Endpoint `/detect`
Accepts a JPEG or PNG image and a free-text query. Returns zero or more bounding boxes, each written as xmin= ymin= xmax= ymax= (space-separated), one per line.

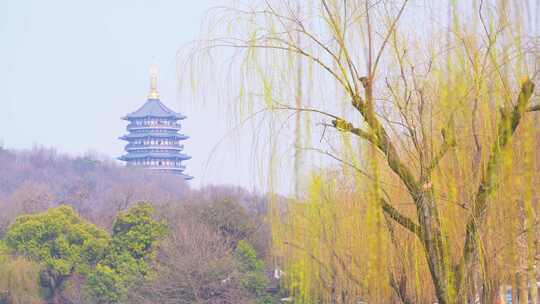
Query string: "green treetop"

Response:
xmin=88 ymin=202 xmax=166 ymax=303
xmin=4 ymin=205 xmax=109 ymax=304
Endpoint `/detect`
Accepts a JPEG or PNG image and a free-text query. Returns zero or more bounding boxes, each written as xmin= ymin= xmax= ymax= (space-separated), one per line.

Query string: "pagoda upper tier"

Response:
xmin=119 ymin=66 xmax=192 ymax=179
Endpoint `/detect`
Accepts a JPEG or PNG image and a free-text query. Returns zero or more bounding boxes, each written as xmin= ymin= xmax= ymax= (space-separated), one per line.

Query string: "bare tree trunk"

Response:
xmin=423 ymin=229 xmax=450 ymax=304
xmin=518 ymin=271 xmax=528 ymax=304
xmin=529 ymin=217 xmax=539 ymax=304
xmin=41 ymin=270 xmax=68 ymax=304
xmin=512 ymin=276 xmax=518 ymax=304
xmin=49 ymin=292 xmax=63 ymax=304
xmin=529 ymin=269 xmax=538 ymax=304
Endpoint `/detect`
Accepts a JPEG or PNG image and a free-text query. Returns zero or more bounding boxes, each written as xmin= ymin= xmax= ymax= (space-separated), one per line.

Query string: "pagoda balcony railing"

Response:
xmin=125 ymin=144 xmax=184 ymax=150
xmin=147 ymin=166 xmax=186 ymax=171
xmin=127 ymin=123 xmax=181 ymax=130
xmin=127 ymin=163 xmax=186 ymax=170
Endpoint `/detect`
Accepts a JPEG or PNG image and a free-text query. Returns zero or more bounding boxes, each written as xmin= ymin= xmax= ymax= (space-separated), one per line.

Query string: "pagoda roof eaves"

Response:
xmin=122 ymin=99 xmax=187 ymax=120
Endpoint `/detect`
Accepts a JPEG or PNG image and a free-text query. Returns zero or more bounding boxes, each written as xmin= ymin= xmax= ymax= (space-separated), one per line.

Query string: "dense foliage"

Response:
xmin=5 ymin=205 xmax=109 ymax=303
xmin=129 ymin=201 xmax=277 ymax=304
xmin=235 ymin=240 xmax=273 ymax=303
xmin=88 ymin=203 xmax=166 ymax=303
xmin=0 ymin=148 xmax=275 ymax=304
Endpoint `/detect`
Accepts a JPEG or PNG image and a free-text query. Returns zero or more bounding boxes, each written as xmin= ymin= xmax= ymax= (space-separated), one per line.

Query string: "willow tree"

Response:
xmin=192 ymin=0 xmax=540 ymax=303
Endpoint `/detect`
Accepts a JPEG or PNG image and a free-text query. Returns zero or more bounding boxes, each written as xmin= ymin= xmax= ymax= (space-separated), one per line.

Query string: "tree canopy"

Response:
xmin=3 ymin=203 xmax=167 ymax=304
xmin=5 ymin=205 xmax=109 ymax=303
xmin=87 ymin=202 xmax=166 ymax=304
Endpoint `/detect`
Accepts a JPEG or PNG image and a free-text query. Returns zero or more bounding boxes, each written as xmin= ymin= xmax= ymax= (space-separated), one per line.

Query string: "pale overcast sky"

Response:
xmin=0 ymin=0 xmax=270 ymax=191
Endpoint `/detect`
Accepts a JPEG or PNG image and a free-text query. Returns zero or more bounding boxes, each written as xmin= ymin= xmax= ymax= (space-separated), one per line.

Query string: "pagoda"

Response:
xmin=119 ymin=66 xmax=192 ymax=179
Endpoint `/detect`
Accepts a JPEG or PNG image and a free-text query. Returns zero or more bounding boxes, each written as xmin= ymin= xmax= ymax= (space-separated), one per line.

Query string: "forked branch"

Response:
xmin=457 ymin=79 xmax=535 ymax=291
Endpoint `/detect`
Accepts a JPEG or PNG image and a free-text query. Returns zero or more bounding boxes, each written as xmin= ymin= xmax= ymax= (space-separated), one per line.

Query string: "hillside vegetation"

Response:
xmin=0 ymin=147 xmax=278 ymax=304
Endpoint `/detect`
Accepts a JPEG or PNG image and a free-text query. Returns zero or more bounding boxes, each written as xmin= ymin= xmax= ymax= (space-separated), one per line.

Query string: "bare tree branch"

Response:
xmin=381 ymin=198 xmax=421 ymax=238
xmin=457 ymin=79 xmax=535 ymax=290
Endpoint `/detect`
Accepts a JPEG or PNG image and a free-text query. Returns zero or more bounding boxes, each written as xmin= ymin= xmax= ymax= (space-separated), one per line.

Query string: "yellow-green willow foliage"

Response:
xmin=192 ymin=0 xmax=540 ymax=303
xmin=276 ymin=170 xmax=438 ymax=303
xmin=0 ymin=243 xmax=42 ymax=304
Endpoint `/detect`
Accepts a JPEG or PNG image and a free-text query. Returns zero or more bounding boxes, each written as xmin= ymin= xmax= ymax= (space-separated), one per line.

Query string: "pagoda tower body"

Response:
xmin=119 ymin=66 xmax=192 ymax=179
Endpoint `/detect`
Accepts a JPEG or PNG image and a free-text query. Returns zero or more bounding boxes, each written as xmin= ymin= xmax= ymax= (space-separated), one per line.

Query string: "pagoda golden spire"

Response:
xmin=147 ymin=64 xmax=160 ymax=99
